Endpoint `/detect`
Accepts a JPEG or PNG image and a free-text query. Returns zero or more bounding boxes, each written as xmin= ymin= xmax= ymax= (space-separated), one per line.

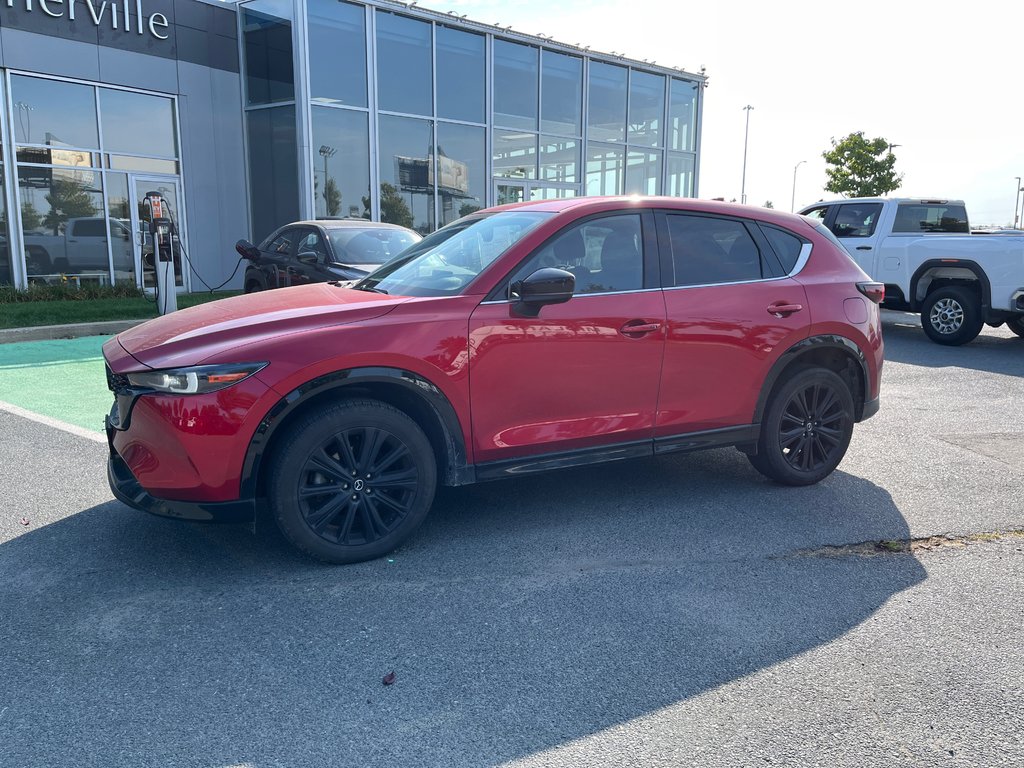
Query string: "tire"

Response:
xmin=920 ymin=285 xmax=983 ymax=346
xmin=244 ymin=280 xmax=263 ymax=293
xmin=1006 ymin=316 xmax=1024 ymax=339
xmin=748 ymin=367 xmax=855 ymax=486
xmin=267 ymin=399 xmax=437 ymax=564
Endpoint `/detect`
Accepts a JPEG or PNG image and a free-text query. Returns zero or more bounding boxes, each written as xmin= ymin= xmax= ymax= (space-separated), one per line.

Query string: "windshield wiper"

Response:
xmin=355 ymin=284 xmax=389 ymax=294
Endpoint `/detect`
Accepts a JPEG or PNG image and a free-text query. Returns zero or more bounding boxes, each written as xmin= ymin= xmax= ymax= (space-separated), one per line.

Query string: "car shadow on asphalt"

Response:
xmin=1 ymin=450 xmax=925 ymax=767
xmin=881 ymin=310 xmax=1024 ymax=376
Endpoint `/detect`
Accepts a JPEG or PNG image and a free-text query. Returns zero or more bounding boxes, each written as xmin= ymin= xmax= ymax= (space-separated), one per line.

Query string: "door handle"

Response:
xmin=855 ymin=246 xmax=872 ymax=251
xmin=767 ymin=302 xmax=803 ymax=318
xmin=619 ymin=320 xmax=661 ymax=337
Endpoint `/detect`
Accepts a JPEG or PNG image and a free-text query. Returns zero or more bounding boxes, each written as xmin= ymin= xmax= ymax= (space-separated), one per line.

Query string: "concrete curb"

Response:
xmin=0 ymin=319 xmax=149 ymax=344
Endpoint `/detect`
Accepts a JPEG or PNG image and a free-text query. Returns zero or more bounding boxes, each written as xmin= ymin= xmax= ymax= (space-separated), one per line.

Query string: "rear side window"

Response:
xmin=831 ymin=203 xmax=882 ymax=238
xmin=760 ymin=224 xmax=804 ymax=273
xmin=665 ymin=214 xmax=763 ymax=287
xmin=893 ymin=203 xmax=969 ymax=233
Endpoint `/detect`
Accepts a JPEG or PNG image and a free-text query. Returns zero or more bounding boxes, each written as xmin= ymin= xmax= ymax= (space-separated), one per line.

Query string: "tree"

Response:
xmin=323 ymin=177 xmax=342 ymax=217
xmin=822 ymin=132 xmax=903 ymax=198
xmin=43 ymin=177 xmax=97 ymax=235
xmin=376 ymin=182 xmax=414 ymax=229
xmin=763 ymin=200 xmax=774 ymax=209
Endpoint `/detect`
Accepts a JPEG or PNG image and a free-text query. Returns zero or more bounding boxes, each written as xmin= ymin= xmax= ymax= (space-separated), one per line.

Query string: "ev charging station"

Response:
xmin=143 ymin=191 xmax=178 ymax=315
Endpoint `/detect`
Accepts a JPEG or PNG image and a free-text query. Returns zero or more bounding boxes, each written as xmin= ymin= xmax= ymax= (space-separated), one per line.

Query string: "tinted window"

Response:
xmin=494 ymin=40 xmax=538 ymax=130
xmin=541 ymin=51 xmax=582 ymax=136
xmin=761 ymin=224 xmax=804 ymax=273
xmin=12 ymin=76 xmax=99 ymax=149
xmin=587 ymin=62 xmax=627 ymax=143
xmin=295 ymin=229 xmax=328 ymax=261
xmin=376 ymin=12 xmax=432 ymax=116
xmin=436 ymin=26 xmax=484 ymax=123
xmin=832 ymin=203 xmax=882 ymax=238
xmin=242 ymin=3 xmax=294 ymax=105
xmin=666 ymin=215 xmax=763 ymax=287
xmin=436 ymin=122 xmax=485 ymax=226
xmin=246 ymin=106 xmax=299 ymax=242
xmin=328 ymin=228 xmax=418 ymax=265
xmin=309 ymin=0 xmax=367 ymax=107
xmin=311 ymin=106 xmax=370 ymax=219
xmin=377 ymin=115 xmax=434 ymax=233
xmin=628 ymin=71 xmax=665 ymax=147
xmin=71 ymin=219 xmax=107 ymax=238
xmin=893 ymin=203 xmax=969 ymax=233
xmin=514 ymin=214 xmax=644 ymax=295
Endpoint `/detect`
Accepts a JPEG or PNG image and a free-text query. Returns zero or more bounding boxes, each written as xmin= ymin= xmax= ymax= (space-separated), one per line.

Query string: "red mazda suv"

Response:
xmin=103 ymin=197 xmax=883 ymax=563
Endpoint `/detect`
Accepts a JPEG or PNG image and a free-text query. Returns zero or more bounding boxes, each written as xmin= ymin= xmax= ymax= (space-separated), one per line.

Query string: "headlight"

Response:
xmin=126 ymin=363 xmax=268 ymax=395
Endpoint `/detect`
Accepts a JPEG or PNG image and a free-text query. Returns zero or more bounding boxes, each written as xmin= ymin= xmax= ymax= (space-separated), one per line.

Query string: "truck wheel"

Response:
xmin=921 ymin=286 xmax=983 ymax=346
xmin=1006 ymin=316 xmax=1024 ymax=339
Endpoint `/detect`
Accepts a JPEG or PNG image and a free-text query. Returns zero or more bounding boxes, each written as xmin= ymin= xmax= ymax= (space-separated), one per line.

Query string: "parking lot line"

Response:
xmin=0 ymin=400 xmax=106 ymax=443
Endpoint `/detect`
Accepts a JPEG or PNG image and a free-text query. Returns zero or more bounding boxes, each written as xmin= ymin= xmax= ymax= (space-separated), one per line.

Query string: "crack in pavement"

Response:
xmin=786 ymin=529 xmax=1024 ymax=558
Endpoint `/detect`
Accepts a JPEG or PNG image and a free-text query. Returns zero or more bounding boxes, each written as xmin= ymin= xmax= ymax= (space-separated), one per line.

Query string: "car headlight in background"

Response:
xmin=126 ymin=363 xmax=268 ymax=395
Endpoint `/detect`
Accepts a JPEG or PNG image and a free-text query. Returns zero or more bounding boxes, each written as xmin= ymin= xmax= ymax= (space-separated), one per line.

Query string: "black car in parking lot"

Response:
xmin=239 ymin=219 xmax=420 ymax=293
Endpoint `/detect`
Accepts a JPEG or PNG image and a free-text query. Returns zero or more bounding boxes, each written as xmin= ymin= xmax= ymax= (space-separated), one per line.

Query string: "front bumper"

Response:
xmin=106 ymin=417 xmax=255 ymax=523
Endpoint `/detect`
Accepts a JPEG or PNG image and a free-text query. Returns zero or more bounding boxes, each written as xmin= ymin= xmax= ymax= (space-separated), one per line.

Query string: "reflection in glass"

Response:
xmin=311 ymin=107 xmax=371 ymax=219
xmin=586 ymin=143 xmax=624 ymax=196
xmin=376 ymin=12 xmax=432 ymax=116
xmin=309 ymin=0 xmax=367 ymax=107
xmin=530 ymin=187 xmax=577 ymax=201
xmin=100 ymin=89 xmax=178 ymax=157
xmin=19 ymin=167 xmax=108 ymax=280
xmin=0 ymin=164 xmax=10 ymax=286
xmin=667 ymin=152 xmax=695 ymax=197
xmin=493 ymin=131 xmax=538 ymax=180
xmin=378 ymin=115 xmax=434 ymax=234
xmin=16 ymin=147 xmax=97 ymax=168
xmin=436 ymin=26 xmax=485 ymax=123
xmin=494 ymin=40 xmax=538 ymax=130
xmin=495 ymin=184 xmax=526 ymax=206
xmin=246 ymin=106 xmax=300 ymax=242
xmin=105 ymin=173 xmax=137 ymax=285
xmin=106 ymin=156 xmax=179 ymax=174
xmin=541 ymin=51 xmax=582 ymax=136
xmin=540 ymin=137 xmax=579 ymax=183
xmin=587 ymin=62 xmax=627 ymax=143
xmin=242 ymin=5 xmax=295 ymax=105
xmin=628 ymin=71 xmax=665 ymax=147
xmin=11 ymin=76 xmax=99 ymax=149
xmin=625 ymin=149 xmax=662 ymax=195
xmin=436 ymin=123 xmax=485 ymax=226
xmin=669 ymin=79 xmax=698 ymax=152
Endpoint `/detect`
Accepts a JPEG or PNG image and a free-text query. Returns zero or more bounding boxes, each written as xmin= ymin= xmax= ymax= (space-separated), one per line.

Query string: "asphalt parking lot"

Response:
xmin=1 ymin=311 xmax=1022 ymax=767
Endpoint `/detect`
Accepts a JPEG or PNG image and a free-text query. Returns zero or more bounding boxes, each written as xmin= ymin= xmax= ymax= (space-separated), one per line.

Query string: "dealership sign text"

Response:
xmin=6 ymin=0 xmax=170 ymax=40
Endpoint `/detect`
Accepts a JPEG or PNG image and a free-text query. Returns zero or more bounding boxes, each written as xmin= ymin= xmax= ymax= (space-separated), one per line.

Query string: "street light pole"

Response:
xmin=1015 ymin=177 xmax=1021 ymax=229
xmin=740 ymin=105 xmax=753 ymax=205
xmin=791 ymin=160 xmax=806 ymax=212
xmin=318 ymin=145 xmax=337 ymax=214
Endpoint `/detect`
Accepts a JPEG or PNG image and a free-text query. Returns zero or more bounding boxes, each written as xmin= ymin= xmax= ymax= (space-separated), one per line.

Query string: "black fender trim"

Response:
xmin=754 ymin=335 xmax=871 ymax=424
xmin=909 ymin=259 xmax=991 ymax=312
xmin=239 ymin=367 xmax=473 ymax=499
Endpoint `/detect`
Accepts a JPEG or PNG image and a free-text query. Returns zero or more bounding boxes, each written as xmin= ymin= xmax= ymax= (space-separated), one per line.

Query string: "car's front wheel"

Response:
xmin=267 ymin=399 xmax=437 ymax=564
xmin=748 ymin=367 xmax=855 ymax=486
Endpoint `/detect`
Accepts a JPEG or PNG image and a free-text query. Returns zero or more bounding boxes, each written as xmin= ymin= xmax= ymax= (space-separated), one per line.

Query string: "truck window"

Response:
xmin=71 ymin=219 xmax=108 ymax=237
xmin=831 ymin=203 xmax=882 ymax=238
xmin=892 ymin=204 xmax=969 ymax=233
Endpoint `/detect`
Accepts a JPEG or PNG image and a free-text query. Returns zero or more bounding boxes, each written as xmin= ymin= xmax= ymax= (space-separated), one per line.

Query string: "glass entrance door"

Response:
xmin=129 ymin=176 xmax=184 ymax=291
xmin=494 ymin=179 xmax=578 ymax=206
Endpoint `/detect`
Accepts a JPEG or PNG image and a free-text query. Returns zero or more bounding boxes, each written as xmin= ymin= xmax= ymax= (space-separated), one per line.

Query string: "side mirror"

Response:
xmin=235 ymin=239 xmax=261 ymax=261
xmin=296 ymin=251 xmax=319 ymax=265
xmin=510 ymin=267 xmax=575 ymax=317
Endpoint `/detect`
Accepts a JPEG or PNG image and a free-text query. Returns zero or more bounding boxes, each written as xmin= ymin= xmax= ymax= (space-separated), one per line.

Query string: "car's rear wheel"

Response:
xmin=1006 ymin=316 xmax=1024 ymax=338
xmin=244 ymin=280 xmax=263 ymax=293
xmin=748 ymin=367 xmax=854 ymax=486
xmin=921 ymin=285 xmax=983 ymax=345
xmin=267 ymin=399 xmax=437 ymax=564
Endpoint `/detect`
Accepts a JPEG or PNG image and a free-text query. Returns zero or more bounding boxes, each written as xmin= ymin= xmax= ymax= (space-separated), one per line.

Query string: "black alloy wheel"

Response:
xmin=748 ymin=367 xmax=854 ymax=486
xmin=269 ymin=399 xmax=436 ymax=563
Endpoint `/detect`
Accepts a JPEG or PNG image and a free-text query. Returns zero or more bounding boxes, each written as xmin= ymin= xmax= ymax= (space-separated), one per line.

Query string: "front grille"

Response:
xmin=105 ymin=364 xmax=130 ymax=394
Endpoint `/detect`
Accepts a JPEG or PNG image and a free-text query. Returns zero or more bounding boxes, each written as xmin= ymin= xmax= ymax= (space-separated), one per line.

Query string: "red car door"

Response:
xmin=654 ymin=211 xmax=810 ymax=438
xmin=468 ymin=211 xmax=667 ymax=466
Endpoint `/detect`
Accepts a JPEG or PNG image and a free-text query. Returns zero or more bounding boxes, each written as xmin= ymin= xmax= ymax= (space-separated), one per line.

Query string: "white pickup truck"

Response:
xmin=799 ymin=198 xmax=1024 ymax=345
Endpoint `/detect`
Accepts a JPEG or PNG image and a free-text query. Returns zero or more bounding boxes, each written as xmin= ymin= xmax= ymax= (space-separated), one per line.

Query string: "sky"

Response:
xmin=419 ymin=0 xmax=1024 ymax=225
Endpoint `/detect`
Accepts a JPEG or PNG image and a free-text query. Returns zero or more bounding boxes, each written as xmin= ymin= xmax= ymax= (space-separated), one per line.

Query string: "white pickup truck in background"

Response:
xmin=799 ymin=198 xmax=1024 ymax=345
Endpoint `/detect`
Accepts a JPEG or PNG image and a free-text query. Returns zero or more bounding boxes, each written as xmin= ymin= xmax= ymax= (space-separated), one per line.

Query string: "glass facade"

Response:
xmin=238 ymin=0 xmax=702 ymax=241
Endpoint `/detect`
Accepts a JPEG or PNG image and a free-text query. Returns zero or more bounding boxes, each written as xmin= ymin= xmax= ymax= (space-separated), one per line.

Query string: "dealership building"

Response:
xmin=0 ymin=0 xmax=704 ymax=292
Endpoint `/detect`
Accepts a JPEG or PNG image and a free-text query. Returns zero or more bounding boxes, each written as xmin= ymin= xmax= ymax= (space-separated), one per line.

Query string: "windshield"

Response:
xmin=328 ymin=227 xmax=419 ymax=265
xmin=355 ymin=211 xmax=553 ymax=297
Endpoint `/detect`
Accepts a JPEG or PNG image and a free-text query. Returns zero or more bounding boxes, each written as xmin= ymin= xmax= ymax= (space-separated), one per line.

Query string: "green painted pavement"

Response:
xmin=0 ymin=336 xmax=113 ymax=433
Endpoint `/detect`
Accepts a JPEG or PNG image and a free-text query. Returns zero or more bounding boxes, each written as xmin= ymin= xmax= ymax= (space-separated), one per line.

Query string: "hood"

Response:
xmin=116 ymin=283 xmax=406 ymax=370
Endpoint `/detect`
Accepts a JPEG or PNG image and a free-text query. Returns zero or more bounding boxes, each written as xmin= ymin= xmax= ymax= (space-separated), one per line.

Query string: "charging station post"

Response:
xmin=144 ymin=191 xmax=178 ymax=315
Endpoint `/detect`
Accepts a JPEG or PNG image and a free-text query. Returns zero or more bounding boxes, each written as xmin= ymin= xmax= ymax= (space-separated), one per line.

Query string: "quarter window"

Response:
xmin=666 ymin=215 xmax=763 ymax=287
xmin=760 ymin=224 xmax=805 ymax=274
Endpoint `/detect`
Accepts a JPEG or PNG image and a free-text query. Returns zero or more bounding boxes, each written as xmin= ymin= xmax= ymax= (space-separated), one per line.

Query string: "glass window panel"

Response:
xmin=16 ymin=147 xmax=97 ymax=168
xmin=761 ymin=225 xmax=803 ymax=273
xmin=311 ymin=106 xmax=371 ymax=220
xmin=540 ymin=136 xmax=579 ymax=184
xmin=19 ymin=167 xmax=108 ymax=280
xmin=669 ymin=79 xmax=698 ymax=152
xmin=666 ymin=214 xmax=764 ymax=287
xmin=106 ymin=156 xmax=179 ymax=174
xmin=530 ymin=187 xmax=577 ymax=201
xmin=587 ymin=62 xmax=627 ymax=143
xmin=437 ymin=26 xmax=484 ymax=123
xmin=436 ymin=122 xmax=485 ymax=226
xmin=834 ymin=203 xmax=884 ymax=237
xmin=105 ymin=172 xmax=136 ymax=285
xmin=628 ymin=70 xmax=665 ymax=147
xmin=585 ymin=143 xmax=624 ymax=196
xmin=0 ymin=164 xmax=10 ymax=286
xmin=246 ymin=106 xmax=300 ymax=243
xmin=541 ymin=51 xmax=582 ymax=136
xmin=242 ymin=4 xmax=295 ymax=105
xmin=625 ymin=149 xmax=662 ymax=195
xmin=377 ymin=115 xmax=434 ymax=234
xmin=376 ymin=12 xmax=432 ymax=116
xmin=494 ymin=40 xmax=538 ymax=130
xmin=493 ymin=131 xmax=537 ymax=179
xmin=666 ymin=152 xmax=694 ymax=197
xmin=11 ymin=76 xmax=99 ymax=149
xmin=100 ymin=90 xmax=177 ymax=157
xmin=309 ymin=0 xmax=367 ymax=107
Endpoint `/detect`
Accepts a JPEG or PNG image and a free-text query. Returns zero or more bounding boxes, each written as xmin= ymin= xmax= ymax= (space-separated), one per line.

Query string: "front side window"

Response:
xmin=832 ymin=203 xmax=882 ymax=238
xmin=296 ymin=230 xmax=328 ymax=261
xmin=263 ymin=230 xmax=295 ymax=254
xmin=666 ymin=214 xmax=764 ymax=287
xmin=892 ymin=203 xmax=969 ymax=233
xmin=511 ymin=214 xmax=644 ymax=295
